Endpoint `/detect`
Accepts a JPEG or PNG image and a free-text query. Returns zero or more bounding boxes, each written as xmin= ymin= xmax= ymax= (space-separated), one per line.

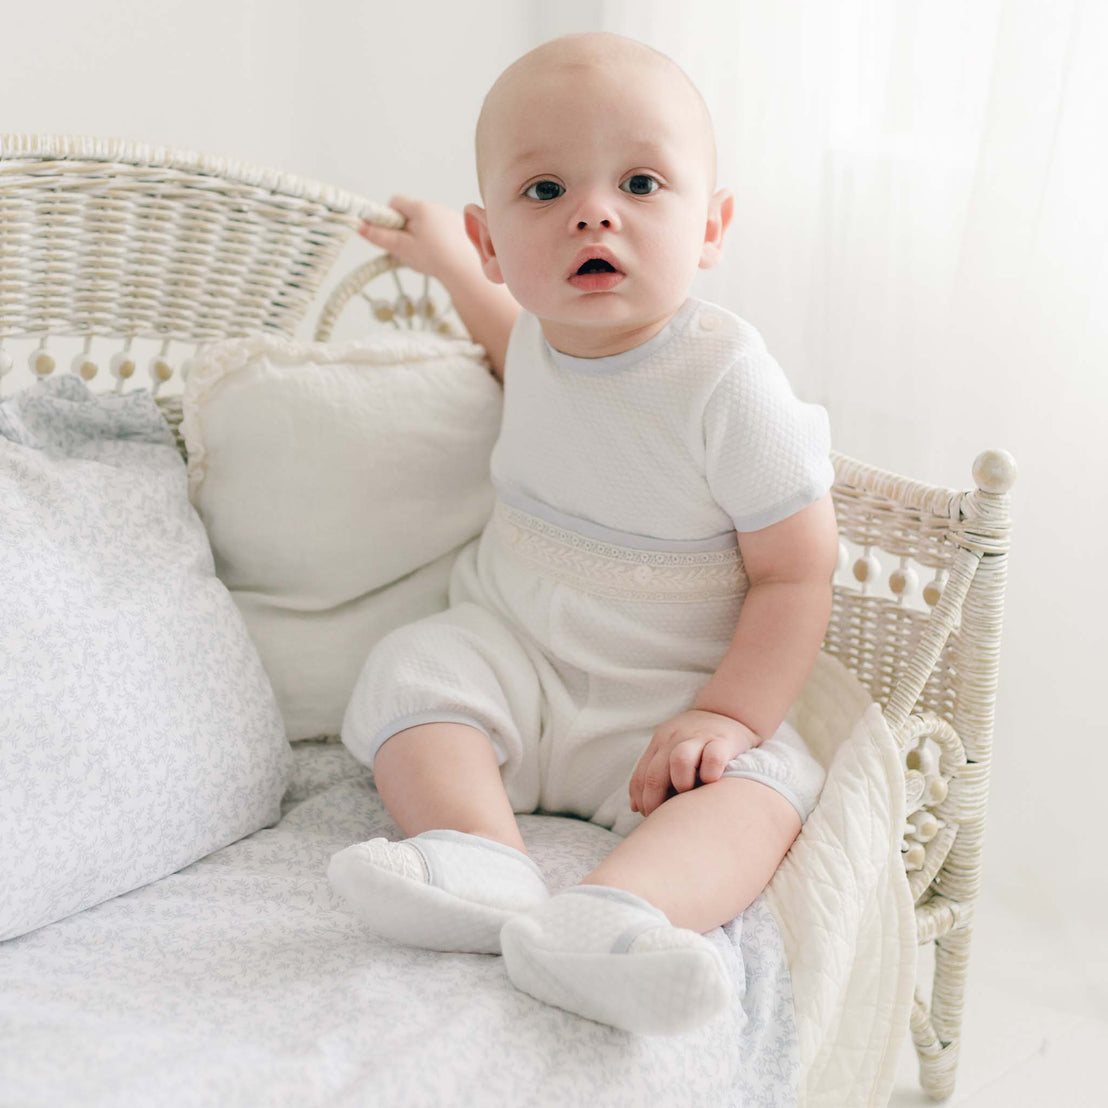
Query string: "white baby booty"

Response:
xmin=499 ymin=884 xmax=732 ymax=1035
xmin=327 ymin=828 xmax=550 ymax=954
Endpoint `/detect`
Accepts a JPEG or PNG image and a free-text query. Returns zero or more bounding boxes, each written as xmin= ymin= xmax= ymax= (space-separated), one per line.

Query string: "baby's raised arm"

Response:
xmin=359 ymin=196 xmax=520 ymax=384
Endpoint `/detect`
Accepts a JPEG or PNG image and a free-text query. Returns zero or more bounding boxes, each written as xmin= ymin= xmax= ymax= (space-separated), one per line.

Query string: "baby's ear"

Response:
xmin=463 ymin=204 xmax=505 ymax=284
xmin=699 ymin=189 xmax=734 ymax=269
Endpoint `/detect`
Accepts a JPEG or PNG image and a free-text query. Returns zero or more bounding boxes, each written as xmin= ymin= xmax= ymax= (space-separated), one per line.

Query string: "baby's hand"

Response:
xmin=629 ymin=710 xmax=758 ymax=818
xmin=358 ymin=195 xmax=477 ymax=284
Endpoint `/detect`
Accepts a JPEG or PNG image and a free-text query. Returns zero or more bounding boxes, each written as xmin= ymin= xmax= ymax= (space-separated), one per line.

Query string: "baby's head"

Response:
xmin=464 ymin=32 xmax=733 ymax=355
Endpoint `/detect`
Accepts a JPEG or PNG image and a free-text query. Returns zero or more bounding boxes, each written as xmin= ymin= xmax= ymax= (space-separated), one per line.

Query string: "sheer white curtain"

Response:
xmin=584 ymin=0 xmax=1107 ymax=970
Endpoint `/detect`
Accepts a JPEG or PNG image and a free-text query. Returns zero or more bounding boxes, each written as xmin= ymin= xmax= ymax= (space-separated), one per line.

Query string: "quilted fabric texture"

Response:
xmin=180 ymin=330 xmax=503 ymax=740
xmin=0 ymin=643 xmax=905 ymax=1104
xmin=500 ymin=884 xmax=731 ymax=1034
xmin=327 ymin=828 xmax=550 ymax=953
xmin=0 ymin=742 xmax=800 ymax=1107
xmin=0 ymin=375 xmax=291 ymax=942
xmin=768 ymin=660 xmax=918 ymax=1107
xmin=490 ymin=297 xmax=834 ymax=540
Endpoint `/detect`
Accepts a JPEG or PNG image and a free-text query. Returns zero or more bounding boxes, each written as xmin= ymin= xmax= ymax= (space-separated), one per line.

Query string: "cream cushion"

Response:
xmin=181 ymin=331 xmax=503 ymax=740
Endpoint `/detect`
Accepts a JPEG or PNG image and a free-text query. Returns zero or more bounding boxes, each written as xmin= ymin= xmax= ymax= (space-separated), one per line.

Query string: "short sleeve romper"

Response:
xmin=341 ymin=296 xmax=836 ymax=838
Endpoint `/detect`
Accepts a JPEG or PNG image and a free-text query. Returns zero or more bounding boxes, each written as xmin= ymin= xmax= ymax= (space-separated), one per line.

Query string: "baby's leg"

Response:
xmin=330 ymin=593 xmax=552 ymax=953
xmin=329 ymin=722 xmax=550 ymax=954
xmin=501 ymin=780 xmax=798 ymax=1033
xmin=500 ymin=729 xmax=824 ymax=1034
xmin=373 ymin=720 xmax=526 ymax=853
xmin=579 ymin=776 xmax=801 ymax=930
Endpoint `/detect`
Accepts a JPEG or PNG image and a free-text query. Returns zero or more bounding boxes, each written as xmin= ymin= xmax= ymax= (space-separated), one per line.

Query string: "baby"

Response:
xmin=329 ymin=32 xmax=840 ymax=1036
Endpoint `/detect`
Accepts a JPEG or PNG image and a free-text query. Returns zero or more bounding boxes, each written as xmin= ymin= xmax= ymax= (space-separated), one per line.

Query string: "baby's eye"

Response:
xmin=621 ymin=174 xmax=662 ymax=196
xmin=524 ymin=180 xmax=565 ymax=201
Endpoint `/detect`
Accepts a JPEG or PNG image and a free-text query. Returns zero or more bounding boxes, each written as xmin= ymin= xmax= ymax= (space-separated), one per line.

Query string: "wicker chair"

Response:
xmin=0 ymin=133 xmax=1016 ymax=1103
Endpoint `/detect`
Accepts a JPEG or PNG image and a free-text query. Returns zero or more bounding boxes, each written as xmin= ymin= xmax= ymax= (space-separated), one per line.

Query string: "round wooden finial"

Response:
xmin=972 ymin=449 xmax=1017 ymax=494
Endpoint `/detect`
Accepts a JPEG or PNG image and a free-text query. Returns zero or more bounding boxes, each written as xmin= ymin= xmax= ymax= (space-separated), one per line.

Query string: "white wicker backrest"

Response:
xmin=0 ymin=134 xmax=1015 ymax=1101
xmin=0 ymin=134 xmax=401 ymax=348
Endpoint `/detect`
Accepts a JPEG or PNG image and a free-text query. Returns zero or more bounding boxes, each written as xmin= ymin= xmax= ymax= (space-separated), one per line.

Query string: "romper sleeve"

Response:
xmin=703 ymin=339 xmax=835 ymax=533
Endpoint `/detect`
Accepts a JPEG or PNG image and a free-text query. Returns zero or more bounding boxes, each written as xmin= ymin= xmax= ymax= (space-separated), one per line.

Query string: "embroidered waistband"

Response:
xmin=488 ymin=498 xmax=748 ymax=603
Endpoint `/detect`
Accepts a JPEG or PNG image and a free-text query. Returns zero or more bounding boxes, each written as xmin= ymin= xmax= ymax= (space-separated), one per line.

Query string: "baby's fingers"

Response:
xmin=385 ymin=193 xmax=418 ymax=216
xmin=698 ymin=738 xmax=739 ymax=784
xmin=668 ymin=739 xmax=703 ymax=794
xmin=639 ymin=747 xmax=676 ymax=817
xmin=358 ymin=221 xmax=402 ymax=250
xmin=628 ymin=749 xmax=652 ymax=813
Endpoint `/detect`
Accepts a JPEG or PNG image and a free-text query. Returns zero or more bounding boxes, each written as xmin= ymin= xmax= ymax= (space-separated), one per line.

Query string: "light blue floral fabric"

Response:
xmin=0 ymin=375 xmax=292 ymax=942
xmin=0 ymin=741 xmax=799 ymax=1106
xmin=0 ymin=376 xmax=799 ymax=1104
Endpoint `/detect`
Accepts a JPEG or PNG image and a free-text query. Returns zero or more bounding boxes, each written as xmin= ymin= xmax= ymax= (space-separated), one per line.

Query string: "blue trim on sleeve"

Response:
xmin=730 ymin=466 xmax=835 ymax=533
xmin=368 ymin=713 xmax=507 ymax=768
xmin=717 ymin=769 xmax=811 ymax=822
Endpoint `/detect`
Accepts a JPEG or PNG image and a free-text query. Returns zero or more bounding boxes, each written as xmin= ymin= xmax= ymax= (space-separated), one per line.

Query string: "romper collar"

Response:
xmin=541 ymin=297 xmax=699 ymax=375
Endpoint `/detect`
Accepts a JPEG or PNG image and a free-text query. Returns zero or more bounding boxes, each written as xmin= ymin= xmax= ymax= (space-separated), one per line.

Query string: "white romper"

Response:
xmin=341 ymin=296 xmax=836 ymax=838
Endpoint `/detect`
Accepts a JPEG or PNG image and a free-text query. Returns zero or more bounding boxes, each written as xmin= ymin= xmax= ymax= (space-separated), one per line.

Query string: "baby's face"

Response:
xmin=465 ymin=58 xmax=731 ymax=353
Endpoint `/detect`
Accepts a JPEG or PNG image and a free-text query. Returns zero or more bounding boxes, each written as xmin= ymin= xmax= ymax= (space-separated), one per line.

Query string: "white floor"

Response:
xmin=887 ymin=885 xmax=1106 ymax=1106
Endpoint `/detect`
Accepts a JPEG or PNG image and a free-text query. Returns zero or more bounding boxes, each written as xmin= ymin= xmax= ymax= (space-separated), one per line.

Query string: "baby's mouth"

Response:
xmin=568 ymin=264 xmax=625 ymax=292
xmin=575 ymin=258 xmax=619 ymax=275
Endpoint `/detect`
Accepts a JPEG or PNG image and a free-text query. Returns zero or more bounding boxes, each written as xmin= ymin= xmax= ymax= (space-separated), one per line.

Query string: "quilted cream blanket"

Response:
xmin=775 ymin=651 xmax=918 ymax=1106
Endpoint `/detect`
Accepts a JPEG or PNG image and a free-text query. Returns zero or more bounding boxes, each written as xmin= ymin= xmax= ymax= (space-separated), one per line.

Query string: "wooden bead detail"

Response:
xmin=902 ymin=841 xmax=925 ymax=870
xmin=148 ymin=340 xmax=173 ymax=386
xmin=110 ymin=352 xmax=136 ymax=379
xmin=368 ymin=292 xmax=448 ymax=329
xmin=32 ymin=350 xmax=56 ymax=376
xmin=889 ymin=559 xmax=918 ymax=598
xmin=69 ymin=337 xmax=98 ymax=381
xmin=925 ymin=776 xmax=949 ymax=805
xmin=923 ymin=573 xmax=945 ymax=607
xmin=908 ymin=810 xmax=940 ymax=843
xmin=898 ymin=711 xmax=962 ymax=888
xmin=906 ymin=745 xmax=937 ymax=775
xmin=853 ymin=548 xmax=881 ymax=584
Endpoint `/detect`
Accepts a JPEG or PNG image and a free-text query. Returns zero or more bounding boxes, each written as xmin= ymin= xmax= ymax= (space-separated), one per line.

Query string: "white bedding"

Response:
xmin=0 ymin=652 xmax=915 ymax=1108
xmin=0 ymin=743 xmax=798 ymax=1107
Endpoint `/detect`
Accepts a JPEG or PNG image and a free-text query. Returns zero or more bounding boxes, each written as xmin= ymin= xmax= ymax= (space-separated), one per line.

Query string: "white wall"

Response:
xmin=4 ymin=0 xmax=534 ymax=214
xmin=3 ymin=0 xmax=538 ymax=347
xmin=4 ymin=0 xmax=1103 ymax=992
xmin=587 ymin=2 xmax=1107 ymax=974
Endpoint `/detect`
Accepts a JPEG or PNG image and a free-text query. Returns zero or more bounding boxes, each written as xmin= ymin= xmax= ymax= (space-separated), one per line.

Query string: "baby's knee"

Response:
xmin=374 ymin=717 xmax=505 ymax=777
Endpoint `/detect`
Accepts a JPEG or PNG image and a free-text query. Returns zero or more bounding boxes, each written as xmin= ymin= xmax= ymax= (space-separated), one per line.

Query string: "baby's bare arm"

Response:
xmin=437 ymin=260 xmax=519 ymax=385
xmin=629 ymin=494 xmax=839 ymax=817
xmin=691 ymin=494 xmax=839 ymax=736
xmin=359 ymin=196 xmax=520 ymax=384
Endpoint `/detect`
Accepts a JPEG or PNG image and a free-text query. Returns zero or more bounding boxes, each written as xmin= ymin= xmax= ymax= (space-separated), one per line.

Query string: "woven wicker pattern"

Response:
xmin=0 ymin=134 xmax=1016 ymax=1102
